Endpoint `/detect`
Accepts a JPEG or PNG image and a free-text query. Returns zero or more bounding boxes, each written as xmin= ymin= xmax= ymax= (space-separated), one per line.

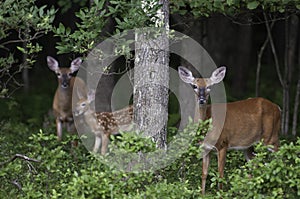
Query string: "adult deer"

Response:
xmin=178 ymin=66 xmax=280 ymax=194
xmin=74 ymin=89 xmax=133 ymax=155
xmin=47 ymin=56 xmax=87 ymax=143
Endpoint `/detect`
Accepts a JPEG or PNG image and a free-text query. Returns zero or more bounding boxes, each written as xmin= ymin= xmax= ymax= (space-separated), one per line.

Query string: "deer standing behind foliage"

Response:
xmin=74 ymin=89 xmax=133 ymax=155
xmin=178 ymin=66 xmax=280 ymax=194
xmin=47 ymin=56 xmax=87 ymax=144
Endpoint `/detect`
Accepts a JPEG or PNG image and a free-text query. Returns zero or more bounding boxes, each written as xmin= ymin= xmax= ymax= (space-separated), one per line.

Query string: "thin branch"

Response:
xmin=255 ymin=21 xmax=274 ymax=97
xmin=263 ymin=12 xmax=284 ymax=87
xmin=11 ymin=179 xmax=22 ymax=191
xmin=81 ymin=64 xmax=132 ymax=76
xmin=1 ymin=30 xmax=45 ymax=46
xmin=224 ymin=8 xmax=299 ymax=26
xmin=0 ymin=154 xmax=40 ymax=167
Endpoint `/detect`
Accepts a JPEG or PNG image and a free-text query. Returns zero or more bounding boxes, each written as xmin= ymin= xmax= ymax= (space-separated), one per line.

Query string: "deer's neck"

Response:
xmin=57 ymin=87 xmax=73 ymax=100
xmin=83 ymin=106 xmax=94 ymax=117
xmin=194 ymin=96 xmax=209 ymax=122
xmin=83 ymin=106 xmax=99 ymax=130
xmin=199 ymin=105 xmax=208 ymax=121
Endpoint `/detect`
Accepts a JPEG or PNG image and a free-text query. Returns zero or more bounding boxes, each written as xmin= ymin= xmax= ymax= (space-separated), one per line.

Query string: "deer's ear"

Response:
xmin=87 ymin=89 xmax=96 ymax=103
xmin=70 ymin=57 xmax=82 ymax=73
xmin=210 ymin=66 xmax=226 ymax=85
xmin=47 ymin=56 xmax=59 ymax=71
xmin=76 ymin=86 xmax=85 ymax=100
xmin=178 ymin=66 xmax=195 ymax=84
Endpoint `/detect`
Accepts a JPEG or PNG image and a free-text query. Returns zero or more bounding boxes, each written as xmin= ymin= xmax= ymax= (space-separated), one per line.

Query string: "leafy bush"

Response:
xmin=54 ymin=0 xmax=107 ymax=54
xmin=125 ymin=181 xmax=197 ymax=199
xmin=218 ymin=139 xmax=300 ymax=198
xmin=1 ymin=116 xmax=300 ymax=198
xmin=0 ymin=0 xmax=56 ymax=97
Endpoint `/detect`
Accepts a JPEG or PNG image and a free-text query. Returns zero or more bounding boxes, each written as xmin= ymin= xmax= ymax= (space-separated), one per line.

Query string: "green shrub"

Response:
xmin=218 ymin=139 xmax=300 ymax=198
xmin=1 ymin=118 xmax=300 ymax=199
xmin=125 ymin=180 xmax=197 ymax=199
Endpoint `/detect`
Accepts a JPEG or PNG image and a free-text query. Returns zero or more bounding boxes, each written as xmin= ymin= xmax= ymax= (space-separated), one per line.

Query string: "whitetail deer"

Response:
xmin=74 ymin=89 xmax=133 ymax=155
xmin=178 ymin=66 xmax=280 ymax=194
xmin=47 ymin=56 xmax=87 ymax=143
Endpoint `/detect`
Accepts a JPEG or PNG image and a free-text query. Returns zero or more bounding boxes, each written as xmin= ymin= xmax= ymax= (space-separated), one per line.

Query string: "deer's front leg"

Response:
xmin=56 ymin=118 xmax=62 ymax=141
xmin=244 ymin=146 xmax=256 ymax=161
xmin=101 ymin=134 xmax=110 ymax=155
xmin=202 ymin=152 xmax=210 ymax=195
xmin=217 ymin=147 xmax=227 ymax=190
xmin=93 ymin=134 xmax=101 ymax=153
xmin=66 ymin=117 xmax=75 ymax=133
xmin=67 ymin=119 xmax=78 ymax=147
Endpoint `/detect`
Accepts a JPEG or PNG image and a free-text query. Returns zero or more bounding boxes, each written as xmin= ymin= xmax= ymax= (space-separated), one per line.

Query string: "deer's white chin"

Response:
xmin=61 ymin=85 xmax=69 ymax=89
xmin=74 ymin=111 xmax=82 ymax=117
xmin=198 ymin=103 xmax=207 ymax=109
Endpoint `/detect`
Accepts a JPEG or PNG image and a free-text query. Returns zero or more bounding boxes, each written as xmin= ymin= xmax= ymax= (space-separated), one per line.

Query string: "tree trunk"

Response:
xmin=134 ymin=0 xmax=169 ymax=150
xmin=283 ymin=14 xmax=290 ymax=136
xmin=288 ymin=14 xmax=299 ymax=136
xmin=292 ymin=79 xmax=300 ymax=136
xmin=283 ymin=14 xmax=298 ymax=135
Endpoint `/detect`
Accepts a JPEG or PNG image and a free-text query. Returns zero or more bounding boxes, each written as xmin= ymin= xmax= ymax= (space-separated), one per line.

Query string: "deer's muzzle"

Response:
xmin=61 ymin=74 xmax=70 ymax=88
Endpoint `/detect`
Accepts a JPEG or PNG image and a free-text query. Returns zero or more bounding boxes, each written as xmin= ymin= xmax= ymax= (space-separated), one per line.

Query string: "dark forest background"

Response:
xmin=2 ymin=0 xmax=298 ymax=135
xmin=1 ymin=1 xmax=300 ymax=198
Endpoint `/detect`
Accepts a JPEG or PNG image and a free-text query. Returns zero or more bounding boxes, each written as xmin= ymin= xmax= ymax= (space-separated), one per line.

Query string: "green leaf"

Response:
xmin=58 ymin=23 xmax=65 ymax=34
xmin=115 ymin=17 xmax=122 ymax=25
xmin=226 ymin=0 xmax=234 ymax=6
xmin=17 ymin=46 xmax=26 ymax=53
xmin=39 ymin=5 xmax=47 ymax=17
xmin=97 ymin=0 xmax=105 ymax=9
xmin=65 ymin=27 xmax=71 ymax=35
xmin=247 ymin=1 xmax=260 ymax=10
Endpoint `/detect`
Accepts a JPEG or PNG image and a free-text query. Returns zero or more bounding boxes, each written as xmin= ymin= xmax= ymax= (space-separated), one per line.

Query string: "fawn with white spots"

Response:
xmin=75 ymin=89 xmax=133 ymax=154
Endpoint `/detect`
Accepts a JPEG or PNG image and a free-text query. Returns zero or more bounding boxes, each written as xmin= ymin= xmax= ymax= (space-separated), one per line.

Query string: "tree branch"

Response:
xmin=0 ymin=154 xmax=40 ymax=167
xmin=255 ymin=20 xmax=275 ymax=97
xmin=263 ymin=12 xmax=284 ymax=87
xmin=1 ymin=30 xmax=45 ymax=47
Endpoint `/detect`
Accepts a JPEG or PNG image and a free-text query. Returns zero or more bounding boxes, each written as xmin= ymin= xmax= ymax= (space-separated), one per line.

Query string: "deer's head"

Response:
xmin=74 ymin=89 xmax=95 ymax=116
xmin=178 ymin=66 xmax=226 ymax=107
xmin=47 ymin=56 xmax=82 ymax=89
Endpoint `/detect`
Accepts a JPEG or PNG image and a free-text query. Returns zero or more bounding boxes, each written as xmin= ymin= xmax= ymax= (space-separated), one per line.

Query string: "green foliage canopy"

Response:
xmin=171 ymin=0 xmax=300 ymax=16
xmin=0 ymin=0 xmax=56 ymax=97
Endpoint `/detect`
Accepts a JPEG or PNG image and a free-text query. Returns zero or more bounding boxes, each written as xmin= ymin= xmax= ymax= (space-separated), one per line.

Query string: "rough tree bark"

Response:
xmin=134 ymin=0 xmax=169 ymax=150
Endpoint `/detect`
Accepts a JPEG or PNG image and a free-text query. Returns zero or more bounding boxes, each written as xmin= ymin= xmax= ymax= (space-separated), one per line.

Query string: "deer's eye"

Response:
xmin=191 ymin=84 xmax=197 ymax=89
xmin=81 ymin=103 xmax=86 ymax=107
xmin=68 ymin=72 xmax=73 ymax=77
xmin=56 ymin=72 xmax=61 ymax=77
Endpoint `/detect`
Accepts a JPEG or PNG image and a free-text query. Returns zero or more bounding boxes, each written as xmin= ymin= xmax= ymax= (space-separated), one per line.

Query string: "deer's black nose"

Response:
xmin=61 ymin=82 xmax=69 ymax=88
xmin=199 ymin=98 xmax=206 ymax=105
xmin=198 ymin=88 xmax=207 ymax=105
